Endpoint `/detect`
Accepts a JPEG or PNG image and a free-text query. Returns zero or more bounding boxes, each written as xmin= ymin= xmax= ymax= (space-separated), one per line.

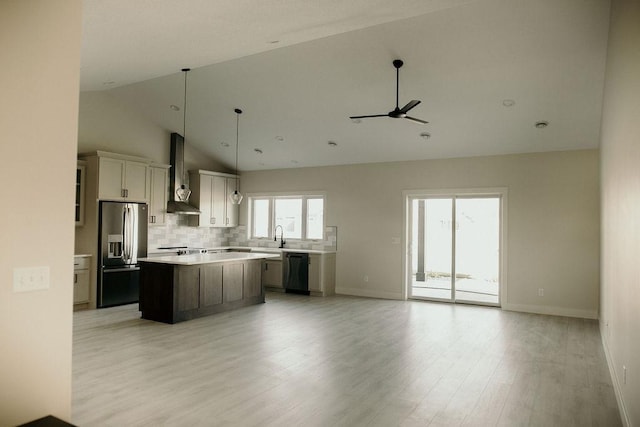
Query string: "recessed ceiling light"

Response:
xmin=351 ymin=118 xmax=362 ymax=124
xmin=291 ymin=160 xmax=298 ymax=164
xmin=254 ymin=148 xmax=263 ymax=154
xmin=275 ymin=136 xmax=284 ymax=142
xmin=535 ymin=120 xmax=549 ymax=129
xmin=419 ymin=132 xmax=431 ymax=140
xmin=169 ymin=104 xmax=180 ymax=111
xmin=327 ymin=141 xmax=338 ymax=147
xmin=102 ymin=81 xmax=115 ymax=86
xmin=220 ymin=142 xmax=229 ymax=147
xmin=502 ymin=99 xmax=515 ymax=107
xmin=268 ymin=40 xmax=280 ymax=44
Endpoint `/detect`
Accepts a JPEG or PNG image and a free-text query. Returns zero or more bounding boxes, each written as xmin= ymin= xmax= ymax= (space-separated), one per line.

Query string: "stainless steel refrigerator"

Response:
xmin=98 ymin=201 xmax=148 ymax=308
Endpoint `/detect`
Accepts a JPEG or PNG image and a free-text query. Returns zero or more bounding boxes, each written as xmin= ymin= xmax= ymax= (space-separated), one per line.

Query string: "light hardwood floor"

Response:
xmin=72 ymin=292 xmax=621 ymax=426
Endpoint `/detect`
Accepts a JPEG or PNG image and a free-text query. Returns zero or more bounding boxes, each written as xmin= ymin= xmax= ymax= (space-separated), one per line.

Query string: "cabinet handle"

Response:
xmin=125 ymin=189 xmax=129 ymax=198
xmin=265 ymin=263 xmax=269 ymax=271
xmin=74 ymin=273 xmax=77 ymax=284
xmin=211 ymin=217 xmax=215 ymax=224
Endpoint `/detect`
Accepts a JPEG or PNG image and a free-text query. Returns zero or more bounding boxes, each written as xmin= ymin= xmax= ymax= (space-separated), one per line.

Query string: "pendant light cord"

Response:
xmin=182 ymin=68 xmax=190 ymax=185
xmin=234 ymin=108 xmax=242 ymax=192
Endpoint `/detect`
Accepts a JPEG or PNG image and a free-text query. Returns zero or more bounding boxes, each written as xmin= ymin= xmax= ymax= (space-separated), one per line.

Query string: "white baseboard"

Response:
xmin=601 ymin=331 xmax=631 ymax=427
xmin=336 ymin=287 xmax=402 ymax=300
xmin=502 ymin=302 xmax=598 ymax=319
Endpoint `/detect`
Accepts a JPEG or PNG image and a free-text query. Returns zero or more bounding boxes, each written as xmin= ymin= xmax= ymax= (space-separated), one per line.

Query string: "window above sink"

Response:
xmin=248 ymin=193 xmax=325 ymax=241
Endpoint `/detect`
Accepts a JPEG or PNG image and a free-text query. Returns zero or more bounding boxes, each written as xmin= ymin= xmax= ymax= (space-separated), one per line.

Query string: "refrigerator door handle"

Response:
xmin=122 ymin=206 xmax=130 ymax=263
xmin=128 ymin=204 xmax=139 ymax=264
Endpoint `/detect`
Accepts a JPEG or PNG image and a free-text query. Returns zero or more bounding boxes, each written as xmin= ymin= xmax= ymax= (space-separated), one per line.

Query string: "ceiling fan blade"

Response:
xmin=349 ymin=114 xmax=388 ymax=119
xmin=399 ymin=100 xmax=421 ymax=114
xmin=404 ymin=116 xmax=429 ymax=125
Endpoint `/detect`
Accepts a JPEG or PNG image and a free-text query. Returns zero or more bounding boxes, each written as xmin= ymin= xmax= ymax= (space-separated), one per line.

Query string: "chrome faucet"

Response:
xmin=274 ymin=225 xmax=286 ymax=248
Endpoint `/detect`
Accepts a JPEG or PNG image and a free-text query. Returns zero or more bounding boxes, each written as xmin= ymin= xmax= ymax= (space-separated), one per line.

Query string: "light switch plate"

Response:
xmin=13 ymin=266 xmax=50 ymax=293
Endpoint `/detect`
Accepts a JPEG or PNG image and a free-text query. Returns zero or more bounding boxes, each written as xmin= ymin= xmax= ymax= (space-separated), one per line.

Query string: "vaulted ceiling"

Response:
xmin=81 ymin=0 xmax=611 ymax=171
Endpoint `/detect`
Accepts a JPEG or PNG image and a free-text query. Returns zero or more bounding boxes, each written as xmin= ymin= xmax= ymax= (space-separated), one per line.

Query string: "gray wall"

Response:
xmin=600 ymin=0 xmax=640 ymax=424
xmin=241 ymin=149 xmax=600 ymax=318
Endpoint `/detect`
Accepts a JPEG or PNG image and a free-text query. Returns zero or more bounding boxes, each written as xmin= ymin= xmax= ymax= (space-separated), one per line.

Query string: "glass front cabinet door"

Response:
xmin=75 ymin=161 xmax=86 ymax=226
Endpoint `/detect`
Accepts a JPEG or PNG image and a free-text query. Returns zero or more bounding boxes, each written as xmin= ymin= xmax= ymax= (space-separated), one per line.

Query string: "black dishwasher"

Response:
xmin=284 ymin=252 xmax=310 ymax=295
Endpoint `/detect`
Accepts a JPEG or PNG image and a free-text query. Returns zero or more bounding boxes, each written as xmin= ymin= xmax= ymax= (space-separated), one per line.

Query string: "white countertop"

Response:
xmin=139 ymin=252 xmax=280 ymax=266
xmin=147 ymin=246 xmax=337 ymax=255
xmin=225 ymin=246 xmax=336 ymax=254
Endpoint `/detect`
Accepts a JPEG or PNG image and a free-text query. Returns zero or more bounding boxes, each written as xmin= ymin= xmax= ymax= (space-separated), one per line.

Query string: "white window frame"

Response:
xmin=248 ymin=192 xmax=326 ymax=241
xmin=250 ymin=197 xmax=272 ymax=239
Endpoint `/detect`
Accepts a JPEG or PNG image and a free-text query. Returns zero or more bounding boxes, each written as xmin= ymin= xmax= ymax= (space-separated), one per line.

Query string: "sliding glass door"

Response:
xmin=408 ymin=193 xmax=502 ymax=306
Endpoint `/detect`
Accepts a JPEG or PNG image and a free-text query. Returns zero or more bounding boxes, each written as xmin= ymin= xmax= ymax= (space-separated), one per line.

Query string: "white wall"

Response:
xmin=78 ymin=90 xmax=229 ymax=173
xmin=599 ymin=0 xmax=640 ymax=424
xmin=241 ymin=149 xmax=600 ymax=318
xmin=0 ymin=1 xmax=81 ymax=425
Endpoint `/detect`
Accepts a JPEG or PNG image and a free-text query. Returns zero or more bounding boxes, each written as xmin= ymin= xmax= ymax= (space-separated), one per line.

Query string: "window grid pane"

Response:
xmin=252 ymin=199 xmax=270 ymax=238
xmin=250 ymin=195 xmax=325 ymax=241
xmin=275 ymin=198 xmax=302 ymax=239
xmin=306 ymin=198 xmax=324 ymax=239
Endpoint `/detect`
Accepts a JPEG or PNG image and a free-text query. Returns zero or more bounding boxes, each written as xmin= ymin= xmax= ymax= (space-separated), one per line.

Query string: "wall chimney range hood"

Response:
xmin=167 ymin=132 xmax=200 ymax=215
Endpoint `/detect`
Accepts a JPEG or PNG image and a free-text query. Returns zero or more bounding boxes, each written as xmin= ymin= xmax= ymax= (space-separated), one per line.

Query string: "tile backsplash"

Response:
xmin=148 ymin=215 xmax=337 ymax=251
xmin=148 ymin=215 xmax=227 ymax=250
xmin=228 ymin=225 xmax=337 ymax=251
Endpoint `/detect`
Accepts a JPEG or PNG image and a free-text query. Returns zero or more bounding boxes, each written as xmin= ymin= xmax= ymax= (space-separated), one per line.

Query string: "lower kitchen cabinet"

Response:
xmin=309 ymin=253 xmax=336 ymax=296
xmin=262 ymin=259 xmax=283 ymax=289
xmin=73 ymin=255 xmax=91 ymax=307
xmin=202 ymin=264 xmax=223 ymax=306
xmin=223 ymin=263 xmax=244 ymax=302
xmin=244 ymin=259 xmax=262 ymax=298
xmin=140 ymin=259 xmax=264 ymax=324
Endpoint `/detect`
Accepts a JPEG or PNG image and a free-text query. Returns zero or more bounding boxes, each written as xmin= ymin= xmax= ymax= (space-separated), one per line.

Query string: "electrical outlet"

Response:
xmin=363 ymin=275 xmax=369 ymax=283
xmin=13 ymin=266 xmax=50 ymax=293
xmin=538 ymin=288 xmax=544 ymax=297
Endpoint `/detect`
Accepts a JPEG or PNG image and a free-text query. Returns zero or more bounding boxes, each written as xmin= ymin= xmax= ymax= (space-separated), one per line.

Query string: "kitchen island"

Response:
xmin=138 ymin=252 xmax=279 ymax=324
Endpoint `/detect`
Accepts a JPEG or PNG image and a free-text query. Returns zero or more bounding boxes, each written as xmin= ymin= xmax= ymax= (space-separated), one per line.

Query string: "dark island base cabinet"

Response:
xmin=139 ymin=259 xmax=264 ymax=324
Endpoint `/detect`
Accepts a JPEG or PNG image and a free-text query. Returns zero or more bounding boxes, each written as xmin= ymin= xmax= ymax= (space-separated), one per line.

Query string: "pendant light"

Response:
xmin=230 ymin=108 xmax=243 ymax=204
xmin=175 ymin=68 xmax=192 ymax=203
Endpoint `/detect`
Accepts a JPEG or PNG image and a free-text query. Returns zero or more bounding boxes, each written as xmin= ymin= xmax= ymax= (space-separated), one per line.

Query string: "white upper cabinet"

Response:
xmin=211 ymin=175 xmax=226 ymax=226
xmin=97 ymin=154 xmax=150 ymax=202
xmin=225 ymin=177 xmax=239 ymax=227
xmin=149 ymin=164 xmax=170 ymax=225
xmin=188 ymin=170 xmax=239 ymax=228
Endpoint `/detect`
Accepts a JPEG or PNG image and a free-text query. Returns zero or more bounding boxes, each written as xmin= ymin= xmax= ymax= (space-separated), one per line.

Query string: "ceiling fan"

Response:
xmin=350 ymin=59 xmax=428 ymax=125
